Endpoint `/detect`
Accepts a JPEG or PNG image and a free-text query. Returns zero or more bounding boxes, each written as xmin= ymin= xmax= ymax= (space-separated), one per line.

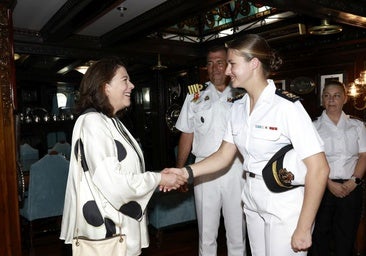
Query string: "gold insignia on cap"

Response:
xmin=272 ymin=161 xmax=294 ymax=188
xmin=278 ymin=168 xmax=294 ymax=185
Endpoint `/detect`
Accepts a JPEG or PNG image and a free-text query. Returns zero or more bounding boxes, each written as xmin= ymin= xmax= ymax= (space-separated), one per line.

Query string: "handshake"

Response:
xmin=159 ymin=166 xmax=194 ymax=192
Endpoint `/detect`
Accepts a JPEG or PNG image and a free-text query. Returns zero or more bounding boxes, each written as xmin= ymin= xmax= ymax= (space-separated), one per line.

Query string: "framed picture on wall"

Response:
xmin=21 ymin=88 xmax=38 ymax=103
xmin=274 ymin=79 xmax=286 ymax=90
xmin=319 ymin=73 xmax=343 ymax=105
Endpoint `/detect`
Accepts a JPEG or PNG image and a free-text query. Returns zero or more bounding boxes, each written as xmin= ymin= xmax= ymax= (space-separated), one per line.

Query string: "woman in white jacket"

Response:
xmin=60 ymin=57 xmax=185 ymax=255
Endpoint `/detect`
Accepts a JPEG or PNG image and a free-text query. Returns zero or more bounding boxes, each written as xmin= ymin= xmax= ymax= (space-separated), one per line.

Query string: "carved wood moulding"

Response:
xmin=0 ymin=7 xmax=13 ymax=125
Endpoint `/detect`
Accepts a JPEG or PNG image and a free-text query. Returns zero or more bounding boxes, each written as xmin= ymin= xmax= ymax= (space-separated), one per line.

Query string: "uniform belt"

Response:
xmin=244 ymin=171 xmax=263 ymax=180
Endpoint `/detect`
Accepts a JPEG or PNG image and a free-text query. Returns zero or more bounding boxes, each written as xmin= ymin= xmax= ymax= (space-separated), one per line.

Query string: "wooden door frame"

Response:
xmin=0 ymin=3 xmax=22 ymax=255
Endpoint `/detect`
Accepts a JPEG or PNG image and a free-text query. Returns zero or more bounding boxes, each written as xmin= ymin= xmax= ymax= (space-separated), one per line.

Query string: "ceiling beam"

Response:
xmin=252 ymin=0 xmax=366 ymax=28
xmin=14 ymin=36 xmax=202 ymax=59
xmin=0 ymin=0 xmax=16 ymax=9
xmin=100 ymin=0 xmax=230 ymax=47
xmin=40 ymin=0 xmax=124 ymax=42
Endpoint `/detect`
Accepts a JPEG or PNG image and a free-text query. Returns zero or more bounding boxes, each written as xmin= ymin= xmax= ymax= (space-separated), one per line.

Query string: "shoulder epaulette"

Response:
xmin=349 ymin=115 xmax=364 ymax=122
xmin=275 ymin=89 xmax=301 ymax=102
xmin=187 ymin=83 xmax=208 ymax=95
xmin=228 ymin=92 xmax=245 ymax=102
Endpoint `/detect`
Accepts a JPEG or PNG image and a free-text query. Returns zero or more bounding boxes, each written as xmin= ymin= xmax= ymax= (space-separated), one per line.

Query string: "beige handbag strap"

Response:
xmin=74 ymin=139 xmax=123 ymax=239
xmin=74 ymin=139 xmax=83 ymax=239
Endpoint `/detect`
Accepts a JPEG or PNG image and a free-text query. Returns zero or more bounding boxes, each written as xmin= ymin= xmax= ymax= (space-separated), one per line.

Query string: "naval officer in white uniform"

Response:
xmin=164 ymin=34 xmax=329 ymax=256
xmin=175 ymin=45 xmax=246 ymax=256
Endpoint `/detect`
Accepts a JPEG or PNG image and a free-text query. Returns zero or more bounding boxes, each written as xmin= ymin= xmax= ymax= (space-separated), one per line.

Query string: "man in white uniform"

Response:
xmin=175 ymin=45 xmax=246 ymax=256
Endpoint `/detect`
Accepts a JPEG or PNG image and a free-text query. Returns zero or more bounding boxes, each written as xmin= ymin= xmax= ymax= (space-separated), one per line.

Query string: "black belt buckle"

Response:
xmin=244 ymin=171 xmax=256 ymax=178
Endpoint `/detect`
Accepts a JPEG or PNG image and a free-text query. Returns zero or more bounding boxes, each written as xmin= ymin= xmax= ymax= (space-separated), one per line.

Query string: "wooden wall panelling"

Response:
xmin=0 ymin=5 xmax=22 ymax=256
xmin=274 ymin=48 xmax=365 ymax=120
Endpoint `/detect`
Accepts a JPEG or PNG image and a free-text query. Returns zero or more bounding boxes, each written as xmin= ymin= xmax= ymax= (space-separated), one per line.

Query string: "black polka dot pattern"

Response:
xmin=74 ymin=139 xmax=79 ymax=159
xmin=119 ymin=201 xmax=143 ymax=220
xmin=114 ymin=140 xmax=127 ymax=161
xmin=75 ymin=138 xmax=89 ymax=172
xmin=73 ymin=120 xmax=144 ymax=237
xmin=82 ymin=200 xmax=104 ymax=227
xmin=104 ymin=218 xmax=116 ymax=237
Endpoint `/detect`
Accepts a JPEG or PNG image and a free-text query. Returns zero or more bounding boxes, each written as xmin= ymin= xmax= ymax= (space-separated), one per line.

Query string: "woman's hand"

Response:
xmin=159 ymin=168 xmax=187 ymax=192
xmin=342 ymin=179 xmax=357 ymax=194
xmin=327 ymin=180 xmax=350 ymax=198
xmin=291 ymin=227 xmax=312 ymax=252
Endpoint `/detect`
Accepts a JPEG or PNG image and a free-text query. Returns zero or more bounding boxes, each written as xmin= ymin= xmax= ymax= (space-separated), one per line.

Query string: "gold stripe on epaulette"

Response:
xmin=228 ymin=92 xmax=245 ymax=102
xmin=188 ymin=84 xmax=204 ymax=95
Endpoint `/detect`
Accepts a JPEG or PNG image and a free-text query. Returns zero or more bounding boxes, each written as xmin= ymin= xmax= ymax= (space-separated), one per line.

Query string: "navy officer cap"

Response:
xmin=262 ymin=144 xmax=306 ymax=193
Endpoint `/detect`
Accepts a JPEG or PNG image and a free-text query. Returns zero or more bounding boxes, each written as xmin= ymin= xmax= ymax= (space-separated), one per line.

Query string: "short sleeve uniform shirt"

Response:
xmin=224 ymin=80 xmax=324 ymax=174
xmin=176 ymin=82 xmax=238 ymax=158
xmin=313 ymin=111 xmax=366 ymax=179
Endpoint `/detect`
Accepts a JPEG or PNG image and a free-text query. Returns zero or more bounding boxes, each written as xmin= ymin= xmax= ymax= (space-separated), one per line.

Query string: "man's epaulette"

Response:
xmin=349 ymin=115 xmax=364 ymax=122
xmin=228 ymin=92 xmax=245 ymax=102
xmin=275 ymin=89 xmax=301 ymax=102
xmin=187 ymin=83 xmax=208 ymax=95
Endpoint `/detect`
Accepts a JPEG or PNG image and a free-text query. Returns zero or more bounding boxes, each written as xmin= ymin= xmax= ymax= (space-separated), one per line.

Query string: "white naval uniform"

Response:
xmin=311 ymin=110 xmax=366 ymax=255
xmin=176 ymin=82 xmax=246 ymax=256
xmin=223 ymin=80 xmax=324 ymax=256
xmin=313 ymin=111 xmax=366 ymax=180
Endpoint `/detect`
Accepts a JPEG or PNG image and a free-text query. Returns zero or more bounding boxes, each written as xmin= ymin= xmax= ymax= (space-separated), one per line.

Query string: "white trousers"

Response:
xmin=194 ymin=158 xmax=246 ymax=256
xmin=242 ymin=174 xmax=307 ymax=256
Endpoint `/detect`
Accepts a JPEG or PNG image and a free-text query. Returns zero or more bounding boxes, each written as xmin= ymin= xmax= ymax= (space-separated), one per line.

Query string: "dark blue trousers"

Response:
xmin=310 ymin=182 xmax=363 ymax=256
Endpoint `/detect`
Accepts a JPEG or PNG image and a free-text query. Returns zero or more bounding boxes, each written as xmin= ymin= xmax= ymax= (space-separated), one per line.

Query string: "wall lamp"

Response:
xmin=75 ymin=61 xmax=95 ymax=75
xmin=348 ymin=70 xmax=366 ymax=110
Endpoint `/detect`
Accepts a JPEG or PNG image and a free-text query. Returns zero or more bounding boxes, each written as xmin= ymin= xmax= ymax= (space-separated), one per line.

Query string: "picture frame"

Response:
xmin=21 ymin=88 xmax=38 ymax=103
xmin=319 ymin=73 xmax=343 ymax=105
xmin=134 ymin=87 xmax=151 ymax=110
xmin=274 ymin=79 xmax=286 ymax=90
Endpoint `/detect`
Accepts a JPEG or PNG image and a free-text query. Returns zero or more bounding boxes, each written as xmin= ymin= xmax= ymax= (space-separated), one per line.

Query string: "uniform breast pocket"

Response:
xmin=232 ymin=123 xmax=242 ymax=136
xmin=252 ymin=128 xmax=281 ymax=145
xmin=345 ymin=128 xmax=360 ymax=154
xmin=321 ymin=136 xmax=334 ymax=154
xmin=192 ymin=102 xmax=212 ymax=130
xmin=317 ymin=130 xmax=334 ymax=153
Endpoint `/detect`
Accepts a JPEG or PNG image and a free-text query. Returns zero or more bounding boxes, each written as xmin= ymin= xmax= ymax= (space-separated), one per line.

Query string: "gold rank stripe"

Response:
xmin=188 ymin=84 xmax=204 ymax=94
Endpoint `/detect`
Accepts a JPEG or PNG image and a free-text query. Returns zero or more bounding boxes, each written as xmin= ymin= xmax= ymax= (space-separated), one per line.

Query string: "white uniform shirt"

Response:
xmin=224 ymin=80 xmax=324 ymax=175
xmin=175 ymin=82 xmax=238 ymax=158
xmin=313 ymin=111 xmax=366 ymax=179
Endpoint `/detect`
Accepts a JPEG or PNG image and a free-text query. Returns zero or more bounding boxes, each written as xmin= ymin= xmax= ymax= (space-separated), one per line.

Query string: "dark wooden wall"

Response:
xmin=270 ymin=37 xmax=366 ymax=121
xmin=0 ymin=4 xmax=22 ymax=256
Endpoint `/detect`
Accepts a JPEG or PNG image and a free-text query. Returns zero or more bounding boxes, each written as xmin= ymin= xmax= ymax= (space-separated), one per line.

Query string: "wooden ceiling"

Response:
xmin=3 ymin=0 xmax=366 ymax=83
